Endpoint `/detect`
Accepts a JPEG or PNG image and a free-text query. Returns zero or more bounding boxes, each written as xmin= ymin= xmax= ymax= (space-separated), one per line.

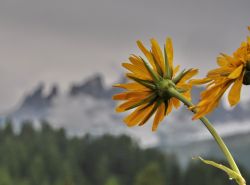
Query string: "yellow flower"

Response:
xmin=113 ymin=38 xmax=198 ymax=131
xmin=191 ymin=30 xmax=250 ymax=119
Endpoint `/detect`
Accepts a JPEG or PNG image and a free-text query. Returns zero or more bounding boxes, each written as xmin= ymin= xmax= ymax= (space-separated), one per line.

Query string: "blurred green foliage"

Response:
xmin=0 ymin=120 xmax=249 ymax=185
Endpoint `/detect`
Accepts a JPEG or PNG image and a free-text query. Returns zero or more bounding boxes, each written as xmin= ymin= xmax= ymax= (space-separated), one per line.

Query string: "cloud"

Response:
xmin=47 ymin=94 xmax=159 ymax=147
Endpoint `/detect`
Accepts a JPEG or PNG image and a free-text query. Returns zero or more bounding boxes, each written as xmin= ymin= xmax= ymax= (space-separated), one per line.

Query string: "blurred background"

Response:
xmin=0 ymin=0 xmax=250 ymax=184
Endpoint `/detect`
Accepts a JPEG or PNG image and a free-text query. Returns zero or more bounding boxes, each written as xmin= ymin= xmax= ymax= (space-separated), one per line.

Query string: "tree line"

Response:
xmin=0 ymin=120 xmax=249 ymax=185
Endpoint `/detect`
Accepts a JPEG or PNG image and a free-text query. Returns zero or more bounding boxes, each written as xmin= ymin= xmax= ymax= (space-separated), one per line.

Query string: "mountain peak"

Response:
xmin=20 ymin=83 xmax=59 ymax=108
xmin=69 ymin=74 xmax=108 ymax=98
xmin=8 ymin=84 xmax=60 ymax=121
xmin=47 ymin=85 xmax=59 ymax=102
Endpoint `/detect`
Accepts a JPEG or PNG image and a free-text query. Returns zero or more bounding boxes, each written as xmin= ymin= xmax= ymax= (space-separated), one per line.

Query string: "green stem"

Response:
xmin=168 ymin=88 xmax=241 ymax=175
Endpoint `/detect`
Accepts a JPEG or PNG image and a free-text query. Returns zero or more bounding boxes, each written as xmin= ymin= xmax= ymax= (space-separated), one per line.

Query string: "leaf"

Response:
xmin=194 ymin=157 xmax=246 ymax=185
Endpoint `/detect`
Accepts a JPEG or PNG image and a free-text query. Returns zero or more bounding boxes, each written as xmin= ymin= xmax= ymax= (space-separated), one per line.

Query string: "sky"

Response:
xmin=0 ymin=0 xmax=250 ymax=112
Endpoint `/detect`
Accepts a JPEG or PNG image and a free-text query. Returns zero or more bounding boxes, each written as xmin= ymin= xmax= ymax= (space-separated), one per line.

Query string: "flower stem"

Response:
xmin=168 ymin=88 xmax=241 ymax=175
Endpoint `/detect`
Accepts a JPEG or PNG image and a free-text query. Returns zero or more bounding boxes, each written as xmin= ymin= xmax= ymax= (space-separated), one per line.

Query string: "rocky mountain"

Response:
xmin=8 ymin=74 xmax=120 ymax=122
xmin=69 ymin=74 xmax=118 ymax=99
xmin=8 ymin=83 xmax=59 ymax=122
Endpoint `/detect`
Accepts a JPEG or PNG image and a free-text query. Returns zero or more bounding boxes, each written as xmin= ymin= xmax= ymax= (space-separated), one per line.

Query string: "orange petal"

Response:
xmin=189 ymin=78 xmax=212 ymax=85
xmin=113 ymin=91 xmax=150 ymax=100
xmin=165 ymin=38 xmax=174 ymax=73
xmin=129 ymin=55 xmax=152 ymax=75
xmin=228 ymin=65 xmax=243 ymax=79
xmin=122 ymin=63 xmax=152 ymax=80
xmin=228 ymin=72 xmax=244 ymax=106
xmin=172 ymin=98 xmax=181 ymax=109
xmin=124 ymin=104 xmax=154 ymax=127
xmin=136 ymin=40 xmax=156 ymax=70
xmin=193 ymin=81 xmax=232 ymax=119
xmin=173 ymin=65 xmax=180 ymax=76
xmin=138 ymin=102 xmax=158 ymax=126
xmin=150 ymin=38 xmax=165 ymax=74
xmin=207 ymin=67 xmax=232 ymax=77
xmin=152 ymin=103 xmax=165 ymax=131
xmin=116 ymin=98 xmax=142 ymax=112
xmin=217 ymin=56 xmax=228 ymax=66
xmin=166 ymin=100 xmax=173 ymax=115
xmin=179 ymin=69 xmax=198 ymax=83
xmin=182 ymin=91 xmax=191 ymax=101
xmin=113 ymin=83 xmax=147 ymax=91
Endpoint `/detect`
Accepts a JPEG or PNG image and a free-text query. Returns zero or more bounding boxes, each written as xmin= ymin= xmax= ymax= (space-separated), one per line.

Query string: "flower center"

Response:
xmin=156 ymin=79 xmax=176 ymax=98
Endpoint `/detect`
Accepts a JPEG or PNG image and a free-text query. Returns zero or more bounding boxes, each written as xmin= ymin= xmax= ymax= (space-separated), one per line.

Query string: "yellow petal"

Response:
xmin=192 ymin=108 xmax=207 ymax=120
xmin=113 ymin=83 xmax=147 ymax=91
xmin=193 ymin=100 xmax=220 ymax=120
xmin=124 ymin=104 xmax=154 ymax=127
xmin=123 ymin=109 xmax=144 ymax=127
xmin=172 ymin=98 xmax=181 ymax=109
xmin=182 ymin=91 xmax=191 ymax=101
xmin=220 ymin=53 xmax=237 ymax=67
xmin=165 ymin=38 xmax=174 ymax=72
xmin=129 ymin=55 xmax=143 ymax=66
xmin=200 ymin=80 xmax=230 ymax=103
xmin=207 ymin=67 xmax=232 ymax=77
xmin=152 ymin=103 xmax=165 ymax=131
xmin=166 ymin=100 xmax=173 ymax=115
xmin=150 ymin=38 xmax=165 ymax=74
xmin=176 ymin=83 xmax=191 ymax=90
xmin=173 ymin=65 xmax=180 ymax=76
xmin=116 ymin=98 xmax=142 ymax=112
xmin=136 ymin=40 xmax=156 ymax=69
xmin=193 ymin=81 xmax=232 ymax=119
xmin=189 ymin=78 xmax=212 ymax=85
xmin=122 ymin=63 xmax=152 ymax=80
xmin=228 ymin=65 xmax=243 ymax=79
xmin=129 ymin=55 xmax=152 ymax=75
xmin=217 ymin=56 xmax=228 ymax=66
xmin=228 ymin=72 xmax=244 ymax=106
xmin=179 ymin=69 xmax=198 ymax=84
xmin=200 ymin=81 xmax=224 ymax=98
xmin=138 ymin=102 xmax=158 ymax=126
xmin=112 ymin=91 xmax=150 ymax=100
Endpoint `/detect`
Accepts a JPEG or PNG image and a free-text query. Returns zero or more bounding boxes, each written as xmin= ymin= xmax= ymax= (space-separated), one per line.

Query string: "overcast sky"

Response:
xmin=0 ymin=0 xmax=249 ymax=112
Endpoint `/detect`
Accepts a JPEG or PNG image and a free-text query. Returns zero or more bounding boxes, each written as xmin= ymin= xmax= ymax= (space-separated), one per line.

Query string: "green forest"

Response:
xmin=0 ymin=120 xmax=249 ymax=185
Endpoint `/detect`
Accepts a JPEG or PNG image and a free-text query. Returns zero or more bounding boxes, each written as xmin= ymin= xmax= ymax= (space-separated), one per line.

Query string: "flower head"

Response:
xmin=191 ymin=28 xmax=250 ymax=119
xmin=113 ymin=38 xmax=198 ymax=131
